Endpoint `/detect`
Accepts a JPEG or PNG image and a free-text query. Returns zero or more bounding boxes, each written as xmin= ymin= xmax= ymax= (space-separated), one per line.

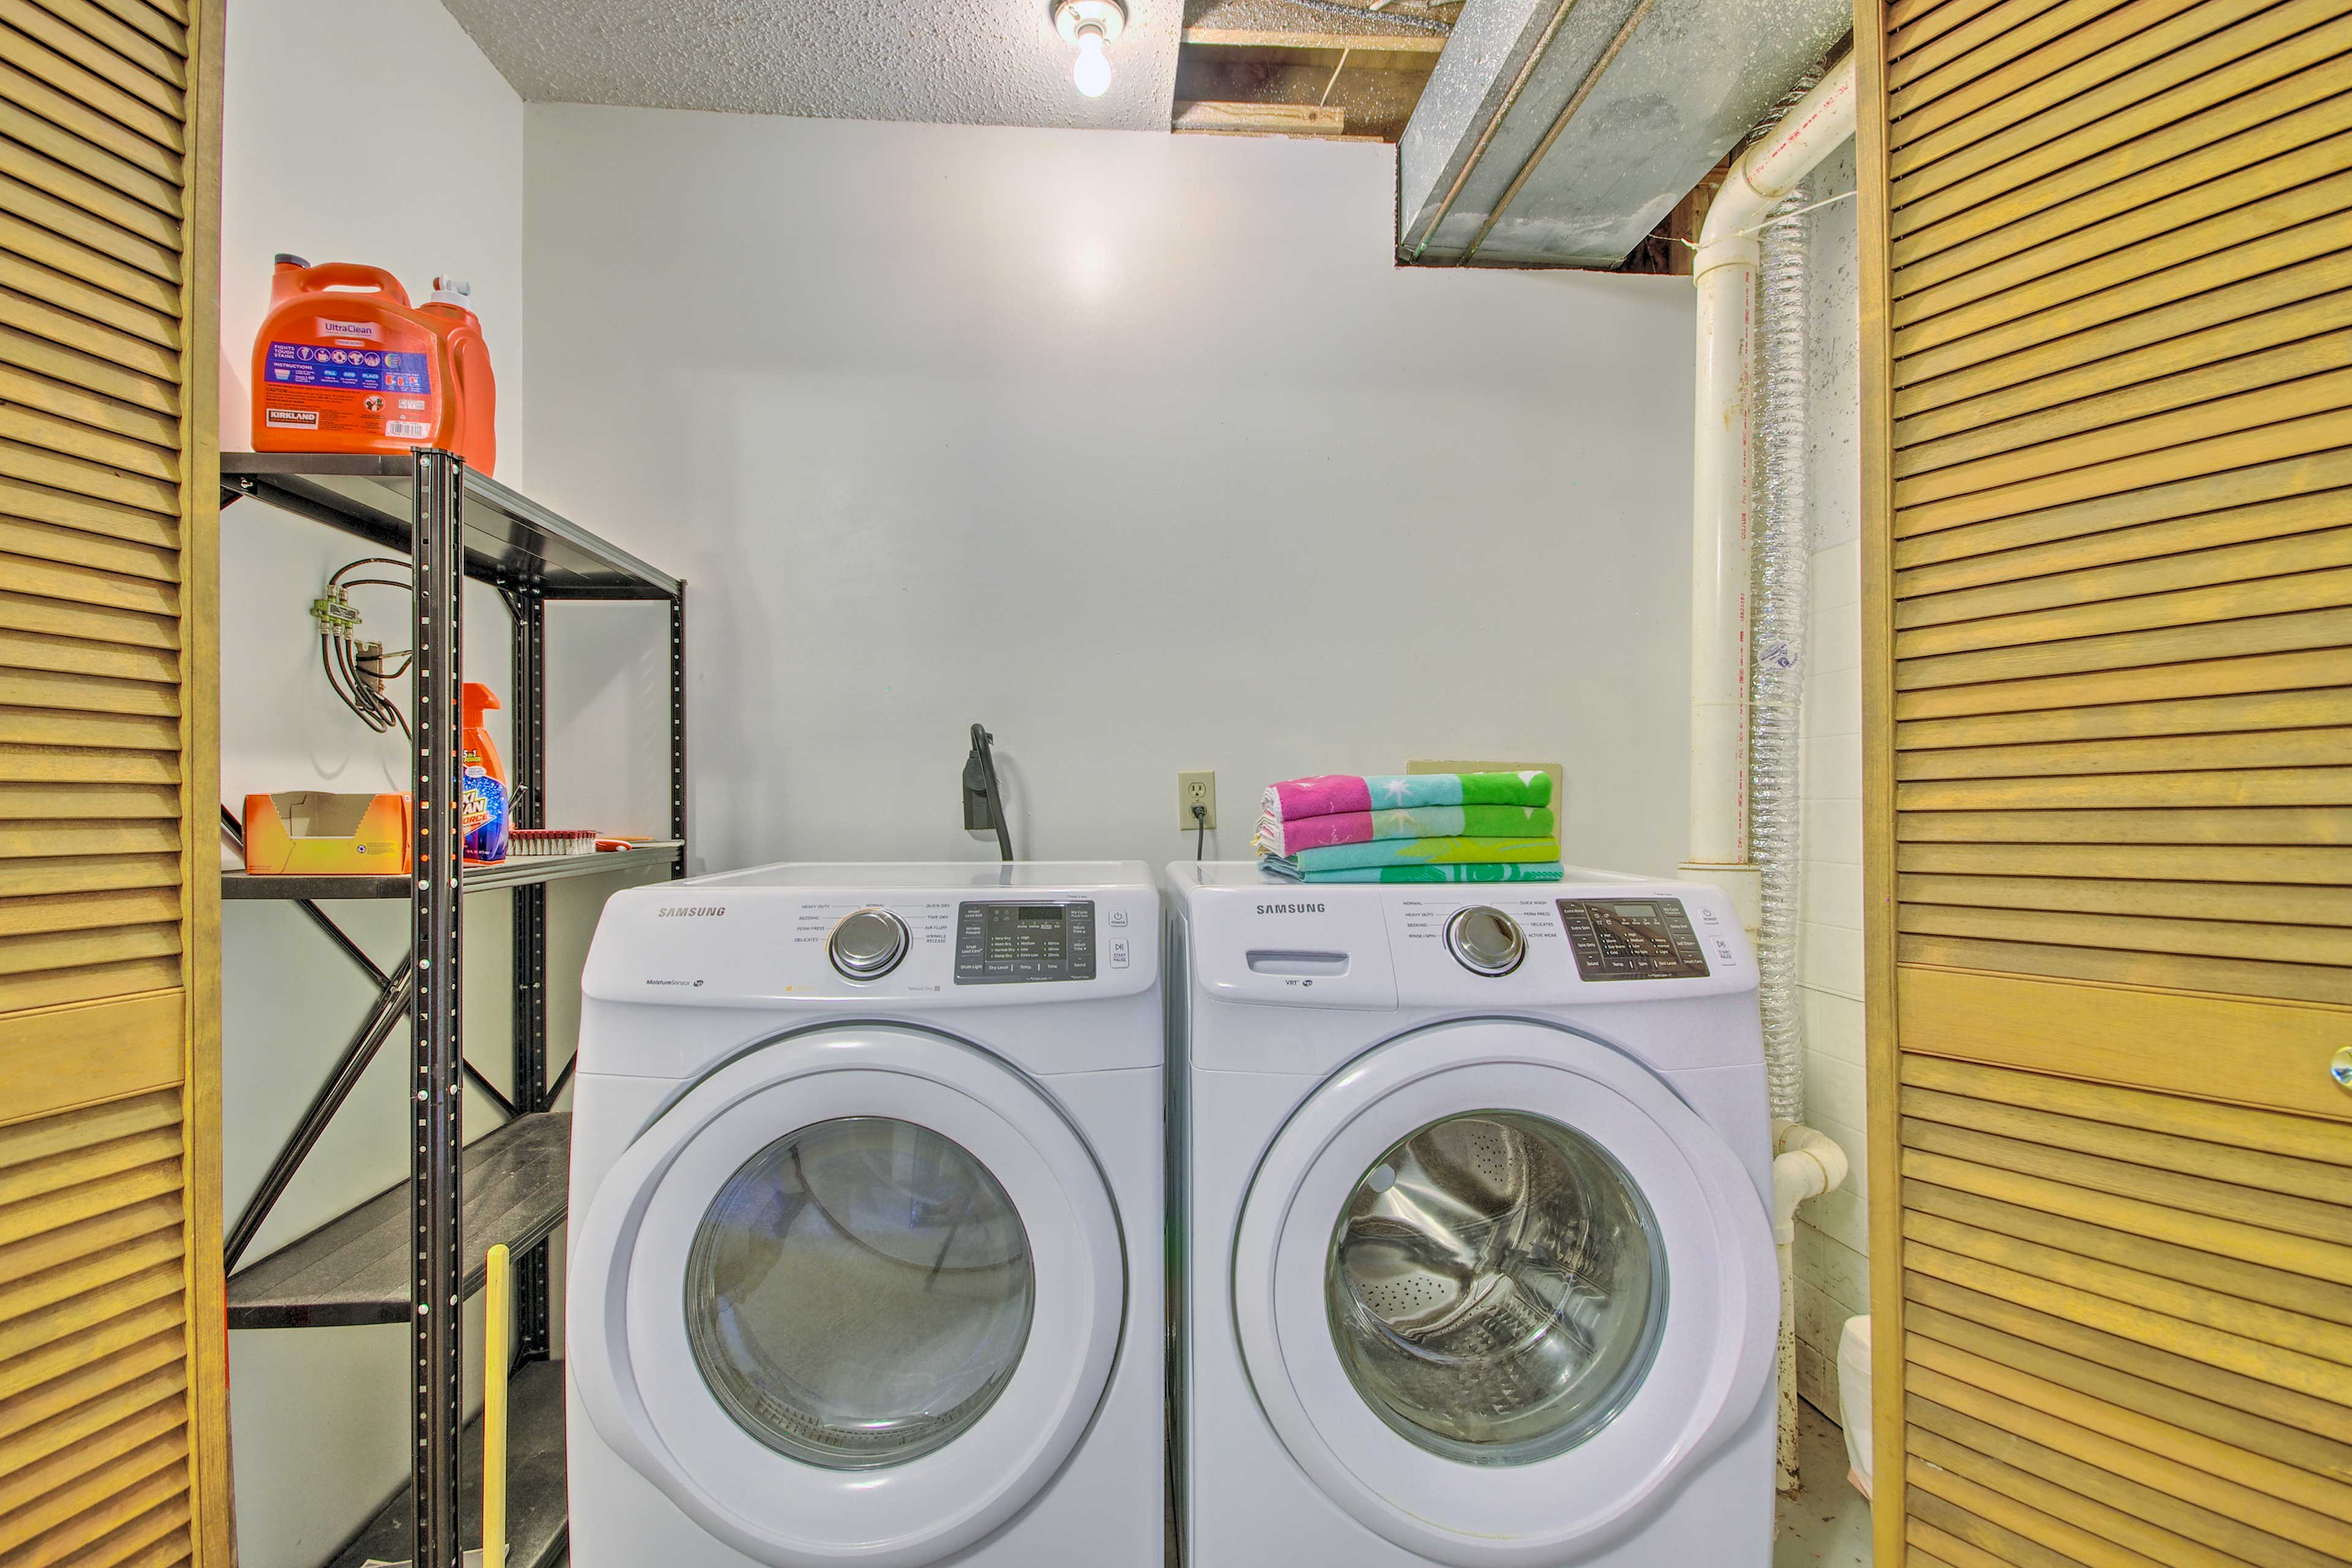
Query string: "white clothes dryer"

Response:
xmin=1168 ymin=863 xmax=1777 ymax=1568
xmin=567 ymin=862 xmax=1161 ymax=1568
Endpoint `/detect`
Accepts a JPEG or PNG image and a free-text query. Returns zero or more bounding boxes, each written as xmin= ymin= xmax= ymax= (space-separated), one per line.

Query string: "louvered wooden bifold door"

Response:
xmin=1857 ymin=0 xmax=2352 ymax=1561
xmin=0 ymin=0 xmax=227 ymax=1562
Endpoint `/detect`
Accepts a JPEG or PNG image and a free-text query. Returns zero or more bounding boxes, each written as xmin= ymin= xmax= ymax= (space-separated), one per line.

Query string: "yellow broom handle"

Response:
xmin=484 ymin=1243 xmax=510 ymax=1568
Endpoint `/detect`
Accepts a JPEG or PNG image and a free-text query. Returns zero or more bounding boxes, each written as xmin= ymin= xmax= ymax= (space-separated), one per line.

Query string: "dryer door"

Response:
xmin=1231 ymin=1019 xmax=1777 ymax=1567
xmin=572 ymin=1024 xmax=1126 ymax=1568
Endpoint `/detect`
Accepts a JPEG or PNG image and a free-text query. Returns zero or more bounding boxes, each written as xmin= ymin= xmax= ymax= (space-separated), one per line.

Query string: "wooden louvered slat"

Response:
xmin=1896 ymin=374 xmax=2352 ymax=508
xmin=1899 ymin=841 xmax=2352 ymax=883
xmin=1896 ymin=489 xmax=2349 ymax=598
xmin=0 ymin=172 xmax=178 ymax=290
xmin=1904 ymin=1082 xmax=2352 ymax=1202
xmin=0 ymin=1163 xmax=181 ymax=1252
xmin=0 ymin=782 xmax=180 ymax=816
xmin=21 ymin=0 xmax=186 ymax=87
xmin=0 ymin=854 xmax=176 ymax=898
xmin=1906 ymin=1171 xmax=2352 ymax=1332
xmin=0 ymin=367 xmax=181 ymax=463
xmin=1909 ymin=1406 xmax=2312 ymax=1568
xmin=0 ymin=1291 xmax=176 ymax=1408
xmin=0 ymin=254 xmax=178 ymax=357
xmin=1897 ymin=252 xmax=2352 ymax=421
xmin=0 ymin=554 xmax=175 ymax=617
xmin=1893 ymin=66 xmax=2352 ymax=264
xmin=0 ymin=1259 xmax=182 ymax=1365
xmin=0 ymin=1190 xmax=180 ymax=1284
xmin=1904 ymin=1294 xmax=2352 ymax=1477
xmin=1902 ymin=1054 xmax=2352 ymax=1162
xmin=1888 ymin=0 xmax=2015 ymax=51
xmin=1897 ymin=688 xmax=2352 ymax=749
xmin=0 ymin=1340 xmax=183 ymax=1457
xmin=0 ymin=210 xmax=184 ymax=329
xmin=1898 ymin=646 xmax=2352 ymax=718
xmin=1898 ymin=871 xmax=2352 ymax=927
xmin=0 ymin=519 xmax=177 ymax=582
xmin=0 ymin=889 xmax=184 ymax=937
xmin=0 ymin=749 xmax=181 ymax=787
xmin=83 ymin=0 xmax=186 ymax=57
xmin=1896 ymin=138 xmax=2352 ymax=345
xmin=0 ymin=630 xmax=180 ymax=682
xmin=1900 ymin=932 xmax=2352 ymax=1003
xmin=0 ymin=1121 xmax=180 ymax=1199
xmin=0 ymin=668 xmax=179 ymax=716
xmin=0 ymin=3 xmax=184 ymax=113
xmin=1885 ymin=0 xmax=2085 ymax=94
xmin=0 ymin=403 xmax=175 ymax=484
xmin=0 ymin=1400 xmax=189 ymax=1553
xmin=0 ymin=132 xmax=179 ymax=258
xmin=1902 ymin=532 xmax=2352 ymax=630
xmin=0 ymin=708 xmax=184 ymax=752
xmin=1891 ymin=0 xmax=2331 ymax=187
xmin=1918 ymin=1324 xmax=2352 ymax=1534
xmin=1898 ymin=412 xmax=2352 ymax=538
xmin=0 ymin=924 xmax=180 ymax=978
xmin=0 ymin=293 xmax=177 ymax=396
xmin=1898 ymin=296 xmax=2352 ymax=450
xmin=0 ymin=24 xmax=179 ymax=155
xmin=0 ymin=1225 xmax=181 ymax=1324
xmin=1899 ymin=804 xmax=2352 ymax=844
xmin=0 ymin=60 xmax=178 ymax=185
xmin=32 ymin=1494 xmax=189 ymax=1568
xmin=0 ymin=97 xmax=180 ymax=221
xmin=1898 ymin=330 xmax=2352 ymax=479
xmin=1909 ymin=1451 xmax=2167 ymax=1568
xmin=1894 ymin=725 xmax=2352 ymax=777
xmin=0 ymin=337 xmax=176 ymax=434
xmin=1896 ymin=219 xmax=2352 ymax=391
xmin=0 ymin=1427 xmax=188 ymax=1560
xmin=0 ymin=592 xmax=177 ymax=650
xmin=0 ymin=1090 xmax=175 ymax=1168
xmin=1898 ymin=606 xmax=2352 ymax=690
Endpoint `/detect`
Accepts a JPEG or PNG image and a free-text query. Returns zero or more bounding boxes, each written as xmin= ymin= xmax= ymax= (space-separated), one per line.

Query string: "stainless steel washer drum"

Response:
xmin=1326 ymin=1110 xmax=1667 ymax=1466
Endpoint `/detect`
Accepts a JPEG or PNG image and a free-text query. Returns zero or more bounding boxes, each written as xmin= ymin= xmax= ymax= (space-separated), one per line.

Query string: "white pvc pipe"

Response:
xmin=1687 ymin=56 xmax=1857 ymax=875
xmin=1772 ymin=1120 xmax=1850 ymax=1490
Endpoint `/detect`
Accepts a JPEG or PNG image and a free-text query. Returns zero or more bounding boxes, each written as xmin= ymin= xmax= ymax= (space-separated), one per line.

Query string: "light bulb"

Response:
xmin=1073 ymin=29 xmax=1112 ymax=97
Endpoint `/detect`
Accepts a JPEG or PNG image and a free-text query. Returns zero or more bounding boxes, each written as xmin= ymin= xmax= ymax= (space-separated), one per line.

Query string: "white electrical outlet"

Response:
xmin=1178 ymin=772 xmax=1216 ymax=831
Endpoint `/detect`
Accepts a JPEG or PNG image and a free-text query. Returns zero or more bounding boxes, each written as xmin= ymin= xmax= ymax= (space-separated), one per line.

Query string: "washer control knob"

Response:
xmin=829 ymin=908 xmax=908 ymax=981
xmin=1446 ymin=906 xmax=1526 ymax=977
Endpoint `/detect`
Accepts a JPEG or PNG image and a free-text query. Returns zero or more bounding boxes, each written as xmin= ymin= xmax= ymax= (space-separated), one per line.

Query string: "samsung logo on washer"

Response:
xmin=1256 ymin=902 xmax=1325 ymax=915
xmin=658 ymin=905 xmax=726 ymax=918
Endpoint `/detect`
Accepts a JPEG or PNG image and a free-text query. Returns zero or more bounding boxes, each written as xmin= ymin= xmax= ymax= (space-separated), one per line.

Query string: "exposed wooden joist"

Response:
xmin=1173 ymin=100 xmax=1349 ymax=135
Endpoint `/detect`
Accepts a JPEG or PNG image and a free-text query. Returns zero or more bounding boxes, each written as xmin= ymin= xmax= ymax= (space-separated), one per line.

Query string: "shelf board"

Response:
xmin=224 ymin=840 xmax=683 ymax=900
xmin=230 ymin=1112 xmax=571 ymax=1330
xmin=323 ymin=1357 xmax=569 ymax=1568
xmin=223 ymin=451 xmax=680 ymax=598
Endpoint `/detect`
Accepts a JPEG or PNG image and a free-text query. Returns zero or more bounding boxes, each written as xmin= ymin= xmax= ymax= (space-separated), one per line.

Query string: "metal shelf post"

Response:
xmin=412 ymin=451 xmax=467 ymax=1568
xmin=510 ymin=581 xmax=553 ymax=1360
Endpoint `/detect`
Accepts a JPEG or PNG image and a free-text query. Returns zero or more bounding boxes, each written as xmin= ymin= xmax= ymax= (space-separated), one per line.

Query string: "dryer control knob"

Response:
xmin=829 ymin=908 xmax=908 ymax=981
xmin=1446 ymin=905 xmax=1526 ymax=977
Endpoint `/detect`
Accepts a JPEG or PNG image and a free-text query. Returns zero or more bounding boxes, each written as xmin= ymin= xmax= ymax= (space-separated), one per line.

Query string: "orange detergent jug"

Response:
xmin=252 ymin=256 xmax=451 ymax=458
xmin=419 ymin=277 xmax=497 ymax=475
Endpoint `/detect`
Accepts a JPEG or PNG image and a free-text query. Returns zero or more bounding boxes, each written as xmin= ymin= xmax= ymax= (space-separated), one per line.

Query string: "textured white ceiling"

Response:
xmin=438 ymin=0 xmax=1182 ymax=130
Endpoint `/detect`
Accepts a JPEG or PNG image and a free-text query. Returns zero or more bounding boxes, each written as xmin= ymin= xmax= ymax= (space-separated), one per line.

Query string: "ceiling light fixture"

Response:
xmin=1055 ymin=0 xmax=1126 ymax=99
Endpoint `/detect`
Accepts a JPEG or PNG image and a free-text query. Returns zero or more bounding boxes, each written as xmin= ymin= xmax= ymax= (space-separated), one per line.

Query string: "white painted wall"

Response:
xmin=1791 ymin=140 xmax=1869 ymax=1423
xmin=521 ymin=107 xmax=1698 ymax=880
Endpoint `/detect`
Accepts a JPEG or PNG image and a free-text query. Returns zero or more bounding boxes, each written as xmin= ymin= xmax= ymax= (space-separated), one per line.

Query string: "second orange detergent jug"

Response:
xmin=419 ymin=276 xmax=497 ymax=475
xmin=252 ymin=257 xmax=451 ymax=458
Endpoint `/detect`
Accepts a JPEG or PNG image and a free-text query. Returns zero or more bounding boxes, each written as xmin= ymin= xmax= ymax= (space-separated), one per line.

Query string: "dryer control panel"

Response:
xmin=1556 ymin=898 xmax=1713 ymax=980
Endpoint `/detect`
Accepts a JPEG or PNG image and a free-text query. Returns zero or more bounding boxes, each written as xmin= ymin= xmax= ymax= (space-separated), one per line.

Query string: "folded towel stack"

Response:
xmin=1256 ymin=772 xmax=1561 ymax=883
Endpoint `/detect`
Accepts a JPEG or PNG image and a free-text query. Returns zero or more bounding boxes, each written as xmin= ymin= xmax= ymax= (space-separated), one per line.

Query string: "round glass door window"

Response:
xmin=685 ymin=1116 xmax=1035 ymax=1469
xmin=1327 ymin=1111 xmax=1666 ymax=1466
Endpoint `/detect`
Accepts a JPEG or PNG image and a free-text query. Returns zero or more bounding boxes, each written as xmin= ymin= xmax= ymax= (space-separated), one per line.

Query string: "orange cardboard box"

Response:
xmin=242 ymin=791 xmax=413 ymax=876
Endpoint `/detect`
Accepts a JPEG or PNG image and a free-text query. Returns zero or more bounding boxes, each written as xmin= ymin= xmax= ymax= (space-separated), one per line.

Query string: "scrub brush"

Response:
xmin=508 ymin=828 xmax=597 ymax=858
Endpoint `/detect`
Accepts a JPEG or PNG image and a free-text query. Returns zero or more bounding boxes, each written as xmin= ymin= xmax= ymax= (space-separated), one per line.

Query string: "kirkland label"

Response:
xmin=263 ymin=341 xmax=432 ymax=396
xmin=264 ymin=409 xmax=318 ymax=428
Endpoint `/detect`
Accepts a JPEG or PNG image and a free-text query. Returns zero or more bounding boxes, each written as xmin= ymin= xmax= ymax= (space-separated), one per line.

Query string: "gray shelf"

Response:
xmin=224 ymin=841 xmax=683 ymax=901
xmin=229 ymin=1113 xmax=571 ymax=1330
xmin=324 ymin=1358 xmax=569 ymax=1568
xmin=224 ymin=451 xmax=678 ymax=598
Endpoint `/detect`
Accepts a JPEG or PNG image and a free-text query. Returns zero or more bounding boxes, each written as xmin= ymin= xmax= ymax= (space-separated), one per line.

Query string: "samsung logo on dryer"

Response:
xmin=1256 ymin=902 xmax=1326 ymax=915
xmin=658 ymin=905 xmax=726 ymax=918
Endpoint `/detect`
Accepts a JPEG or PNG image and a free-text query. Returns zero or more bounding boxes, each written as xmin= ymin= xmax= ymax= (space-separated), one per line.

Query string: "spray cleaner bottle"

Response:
xmin=460 ymin=683 xmax=510 ymax=864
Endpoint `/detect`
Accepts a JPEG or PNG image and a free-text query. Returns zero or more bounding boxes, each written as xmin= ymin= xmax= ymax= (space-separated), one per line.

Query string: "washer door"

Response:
xmin=1232 ymin=1020 xmax=1776 ymax=1567
xmin=572 ymin=1025 xmax=1126 ymax=1567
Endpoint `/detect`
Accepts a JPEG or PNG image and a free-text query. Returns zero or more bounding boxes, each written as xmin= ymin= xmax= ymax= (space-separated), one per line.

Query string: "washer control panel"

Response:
xmin=955 ymin=899 xmax=1098 ymax=984
xmin=1556 ymin=897 xmax=1711 ymax=980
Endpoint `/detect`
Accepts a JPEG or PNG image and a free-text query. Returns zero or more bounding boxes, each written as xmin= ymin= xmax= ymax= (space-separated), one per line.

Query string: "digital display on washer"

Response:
xmin=955 ymin=900 xmax=1096 ymax=984
xmin=1556 ymin=899 xmax=1709 ymax=981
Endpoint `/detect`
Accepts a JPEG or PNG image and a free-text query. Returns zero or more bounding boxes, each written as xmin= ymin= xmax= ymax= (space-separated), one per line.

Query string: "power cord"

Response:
xmin=1193 ymin=802 xmax=1207 ymax=862
xmin=965 ymin=723 xmax=1015 ymax=862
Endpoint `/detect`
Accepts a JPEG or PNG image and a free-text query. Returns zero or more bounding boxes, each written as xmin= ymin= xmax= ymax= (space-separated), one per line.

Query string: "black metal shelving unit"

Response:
xmin=220 ymin=451 xmax=687 ymax=1568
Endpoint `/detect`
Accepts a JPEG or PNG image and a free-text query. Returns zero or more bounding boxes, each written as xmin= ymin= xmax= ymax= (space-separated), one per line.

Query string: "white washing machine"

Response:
xmin=1169 ymin=862 xmax=1778 ymax=1568
xmin=567 ymin=862 xmax=1162 ymax=1568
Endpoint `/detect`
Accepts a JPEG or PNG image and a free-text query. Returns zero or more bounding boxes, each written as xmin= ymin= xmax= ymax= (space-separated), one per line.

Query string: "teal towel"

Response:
xmin=1261 ymin=860 xmax=1566 ymax=884
xmin=1262 ymin=835 xmax=1562 ymax=876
